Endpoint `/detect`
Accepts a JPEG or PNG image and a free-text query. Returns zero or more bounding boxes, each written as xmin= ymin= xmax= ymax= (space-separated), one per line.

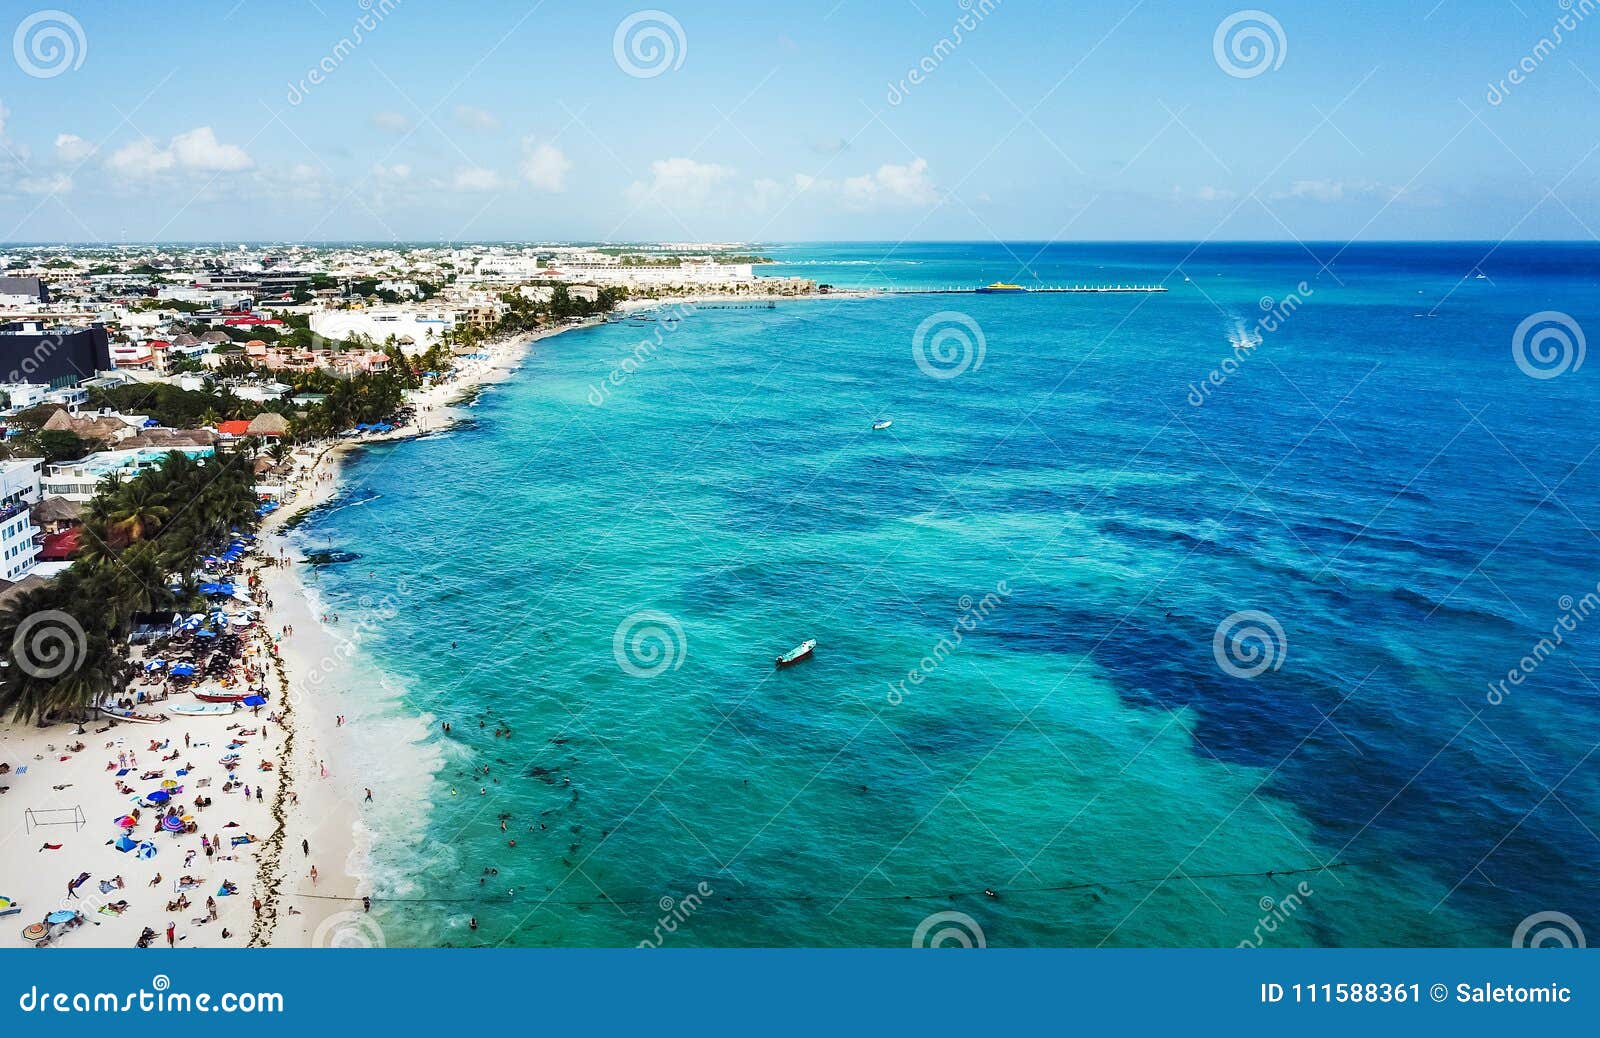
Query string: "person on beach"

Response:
xmin=252 ymin=897 xmax=262 ymax=917
xmin=166 ymin=921 xmax=175 ymax=947
xmin=310 ymin=865 xmax=319 ymax=885
xmin=302 ymin=838 xmax=309 ymax=856
xmin=364 ymin=788 xmax=373 ymax=802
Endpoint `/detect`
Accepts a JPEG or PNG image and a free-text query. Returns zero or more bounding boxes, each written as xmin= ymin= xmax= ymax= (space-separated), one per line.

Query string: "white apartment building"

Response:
xmin=0 ymin=458 xmax=42 ymax=581
xmin=43 ymin=446 xmax=214 ymax=502
xmin=0 ymin=382 xmax=50 ymax=412
xmin=309 ymin=307 xmax=455 ymax=354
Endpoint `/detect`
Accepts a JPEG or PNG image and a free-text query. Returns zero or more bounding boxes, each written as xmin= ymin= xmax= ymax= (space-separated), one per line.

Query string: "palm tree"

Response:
xmin=109 ymin=480 xmax=170 ymax=544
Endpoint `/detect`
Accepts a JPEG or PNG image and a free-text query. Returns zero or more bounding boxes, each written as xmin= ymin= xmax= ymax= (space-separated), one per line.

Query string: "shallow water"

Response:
xmin=293 ymin=242 xmax=1600 ymax=947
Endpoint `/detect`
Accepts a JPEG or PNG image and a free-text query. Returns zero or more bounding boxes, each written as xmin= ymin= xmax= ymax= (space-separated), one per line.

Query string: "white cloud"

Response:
xmin=372 ymin=162 xmax=411 ymax=180
xmin=626 ymin=157 xmax=736 ymax=207
xmin=453 ymin=105 xmax=499 ymax=132
xmin=840 ymin=158 xmax=938 ymax=208
xmin=107 ymin=127 xmax=253 ymax=177
xmin=783 ymin=158 xmax=939 ymax=210
xmin=519 ymin=139 xmax=570 ymax=192
xmin=170 ymin=126 xmax=253 ymax=172
xmin=1276 ymin=178 xmax=1399 ymax=204
xmin=451 ymin=166 xmax=505 ymax=192
xmin=1173 ymin=184 xmax=1238 ymax=204
xmin=371 ymin=111 xmax=413 ymax=133
xmin=16 ymin=173 xmax=71 ymax=195
xmin=55 ymin=133 xmax=95 ymax=163
xmin=108 ymin=137 xmax=176 ymax=176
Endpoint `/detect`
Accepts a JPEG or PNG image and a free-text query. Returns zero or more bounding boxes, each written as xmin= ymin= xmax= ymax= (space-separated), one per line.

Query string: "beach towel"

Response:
xmin=116 ymin=768 xmax=131 ymax=776
xmin=230 ymin=836 xmax=253 ymax=847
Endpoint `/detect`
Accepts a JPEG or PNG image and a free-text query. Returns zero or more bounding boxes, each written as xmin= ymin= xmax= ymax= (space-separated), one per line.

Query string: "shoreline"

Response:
xmin=0 ymin=291 xmax=853 ymax=948
xmin=256 ymin=293 xmax=842 ymax=944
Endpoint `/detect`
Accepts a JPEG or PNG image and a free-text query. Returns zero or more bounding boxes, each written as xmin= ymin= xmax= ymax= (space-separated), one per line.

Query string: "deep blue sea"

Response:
xmin=291 ymin=242 xmax=1600 ymax=947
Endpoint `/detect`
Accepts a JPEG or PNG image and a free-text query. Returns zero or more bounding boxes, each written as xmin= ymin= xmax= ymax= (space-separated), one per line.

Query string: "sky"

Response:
xmin=0 ymin=0 xmax=1596 ymax=243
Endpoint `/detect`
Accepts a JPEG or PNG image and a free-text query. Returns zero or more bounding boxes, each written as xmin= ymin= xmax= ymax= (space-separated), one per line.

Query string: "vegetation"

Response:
xmin=0 ymin=447 xmax=262 ymax=722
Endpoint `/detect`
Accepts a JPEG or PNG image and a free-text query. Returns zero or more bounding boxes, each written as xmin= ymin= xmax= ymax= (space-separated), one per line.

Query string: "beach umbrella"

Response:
xmin=242 ymin=695 xmax=266 ymax=707
xmin=146 ymin=789 xmax=169 ymax=804
xmin=114 ymin=835 xmax=137 ymax=852
xmin=195 ymin=629 xmax=217 ymax=639
xmin=21 ymin=923 xmax=47 ymax=942
xmin=115 ymin=814 xmax=137 ymax=827
xmin=161 ymin=816 xmax=184 ymax=834
xmin=135 ymin=842 xmax=157 ymax=860
xmin=45 ymin=910 xmax=75 ymax=924
xmin=160 ymin=779 xmax=178 ymax=789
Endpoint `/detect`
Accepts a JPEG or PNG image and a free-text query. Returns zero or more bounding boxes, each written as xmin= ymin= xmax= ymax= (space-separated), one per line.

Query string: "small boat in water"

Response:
xmin=976 ymin=281 xmax=1027 ymax=294
xmin=775 ymin=639 xmax=816 ymax=668
xmin=872 ymin=419 xmax=893 ymax=431
xmin=168 ymin=702 xmax=238 ymax=717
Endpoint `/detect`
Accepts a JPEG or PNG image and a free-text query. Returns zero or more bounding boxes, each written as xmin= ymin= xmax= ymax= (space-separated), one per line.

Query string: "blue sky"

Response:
xmin=0 ymin=0 xmax=1595 ymax=242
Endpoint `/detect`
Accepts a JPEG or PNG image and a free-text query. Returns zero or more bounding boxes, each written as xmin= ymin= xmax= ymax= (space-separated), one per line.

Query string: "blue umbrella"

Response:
xmin=146 ymin=790 xmax=169 ymax=804
xmin=194 ymin=629 xmax=216 ymax=639
xmin=135 ymin=842 xmax=157 ymax=860
xmin=242 ymin=695 xmax=266 ymax=707
xmin=171 ymin=664 xmax=196 ymax=677
xmin=46 ymin=910 xmax=76 ymax=924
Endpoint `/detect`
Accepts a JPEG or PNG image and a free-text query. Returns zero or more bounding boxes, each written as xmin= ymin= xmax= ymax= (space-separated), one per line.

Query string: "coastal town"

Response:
xmin=0 ymin=243 xmax=821 ymax=948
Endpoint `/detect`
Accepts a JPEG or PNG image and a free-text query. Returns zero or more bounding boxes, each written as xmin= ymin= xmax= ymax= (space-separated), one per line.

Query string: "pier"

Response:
xmin=873 ymin=284 xmax=1168 ymax=295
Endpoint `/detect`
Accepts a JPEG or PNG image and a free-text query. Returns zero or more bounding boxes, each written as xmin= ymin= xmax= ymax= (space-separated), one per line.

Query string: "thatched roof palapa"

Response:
xmin=29 ymin=496 xmax=82 ymax=524
xmin=246 ymin=412 xmax=289 ymax=437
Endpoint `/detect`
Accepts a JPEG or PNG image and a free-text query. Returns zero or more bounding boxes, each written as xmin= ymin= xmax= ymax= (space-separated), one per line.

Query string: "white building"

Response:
xmin=309 ymin=307 xmax=455 ymax=354
xmin=0 ymin=459 xmax=42 ymax=581
xmin=0 ymin=382 xmax=50 ymax=412
xmin=234 ymin=380 xmax=292 ymax=402
xmin=43 ymin=446 xmax=214 ymax=502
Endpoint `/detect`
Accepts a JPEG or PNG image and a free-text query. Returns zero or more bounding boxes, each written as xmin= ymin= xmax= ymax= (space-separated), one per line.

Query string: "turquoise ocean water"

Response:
xmin=291 ymin=242 xmax=1600 ymax=947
